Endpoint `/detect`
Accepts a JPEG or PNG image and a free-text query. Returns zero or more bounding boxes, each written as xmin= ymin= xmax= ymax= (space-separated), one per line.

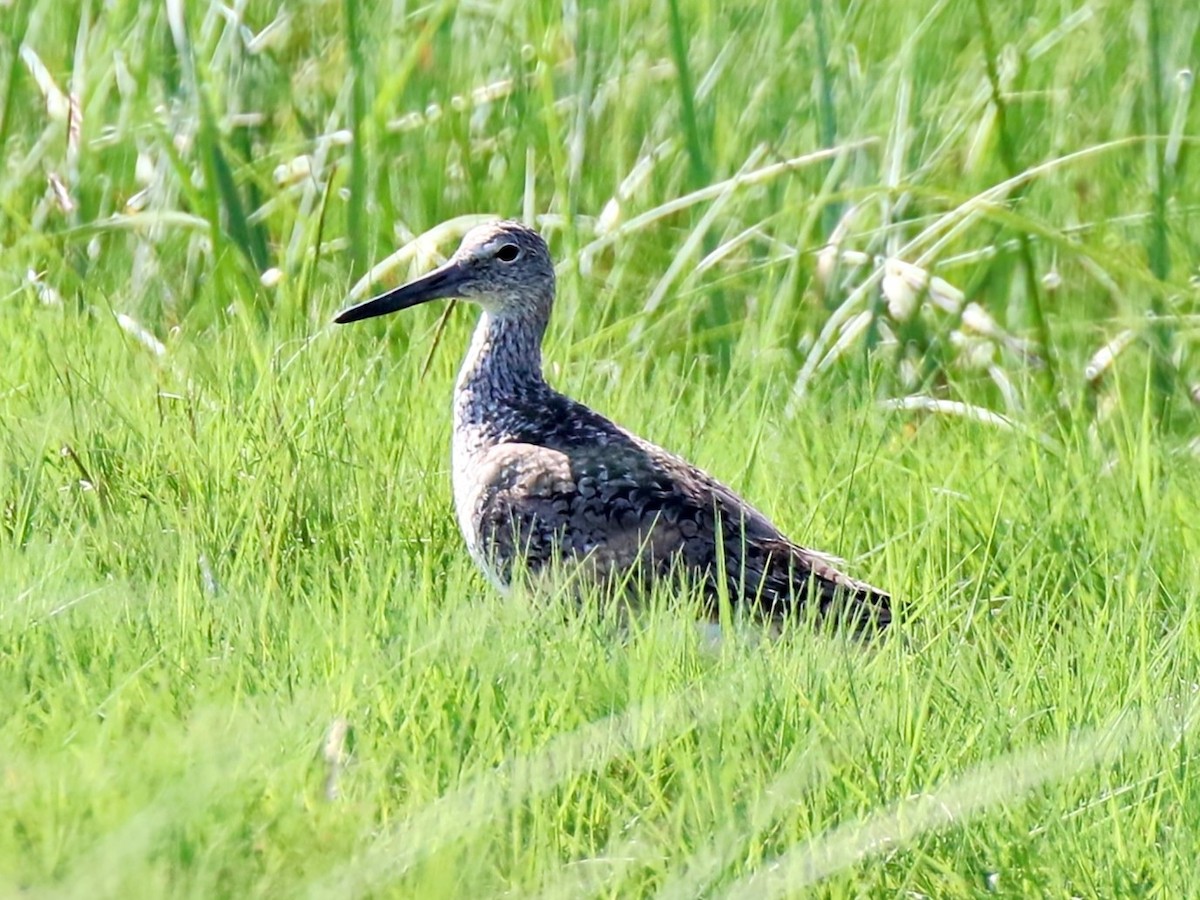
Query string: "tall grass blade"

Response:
xmin=809 ymin=0 xmax=840 ymax=237
xmin=666 ymin=0 xmax=709 ymax=189
xmin=1142 ymin=0 xmax=1176 ymax=415
xmin=973 ymin=0 xmax=1056 ymax=398
xmin=344 ymin=0 xmax=369 ymax=278
xmin=0 ymin=0 xmax=33 ymax=166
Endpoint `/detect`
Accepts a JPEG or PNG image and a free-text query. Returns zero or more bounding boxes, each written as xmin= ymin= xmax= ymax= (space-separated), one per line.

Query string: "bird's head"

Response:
xmin=334 ymin=220 xmax=555 ymax=325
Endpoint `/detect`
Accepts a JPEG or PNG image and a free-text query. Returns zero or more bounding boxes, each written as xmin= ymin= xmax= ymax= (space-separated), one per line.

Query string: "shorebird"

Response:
xmin=335 ymin=220 xmax=891 ymax=634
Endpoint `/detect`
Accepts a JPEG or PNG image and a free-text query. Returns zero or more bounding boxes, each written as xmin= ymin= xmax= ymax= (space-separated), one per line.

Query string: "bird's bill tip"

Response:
xmin=333 ymin=264 xmax=457 ymax=325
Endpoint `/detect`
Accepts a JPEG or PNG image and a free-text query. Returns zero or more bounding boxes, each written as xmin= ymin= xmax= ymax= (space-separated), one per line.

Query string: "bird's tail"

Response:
xmin=763 ymin=540 xmax=893 ymax=637
xmin=819 ymin=577 xmax=892 ymax=637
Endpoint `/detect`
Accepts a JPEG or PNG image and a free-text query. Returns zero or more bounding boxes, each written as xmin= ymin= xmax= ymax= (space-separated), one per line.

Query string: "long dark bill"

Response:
xmin=333 ymin=263 xmax=461 ymax=324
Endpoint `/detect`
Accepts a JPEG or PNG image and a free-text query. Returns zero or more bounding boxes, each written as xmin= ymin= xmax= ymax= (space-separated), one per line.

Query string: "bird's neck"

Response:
xmin=454 ymin=309 xmax=550 ymax=427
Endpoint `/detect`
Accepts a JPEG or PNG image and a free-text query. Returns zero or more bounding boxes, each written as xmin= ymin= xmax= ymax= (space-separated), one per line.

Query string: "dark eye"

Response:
xmin=496 ymin=243 xmax=521 ymax=263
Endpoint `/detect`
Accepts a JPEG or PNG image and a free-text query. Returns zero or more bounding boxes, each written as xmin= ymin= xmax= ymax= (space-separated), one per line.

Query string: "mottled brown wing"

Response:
xmin=468 ymin=440 xmax=692 ymax=584
xmin=645 ymin=441 xmax=891 ymax=632
xmin=468 ymin=437 xmax=890 ymax=633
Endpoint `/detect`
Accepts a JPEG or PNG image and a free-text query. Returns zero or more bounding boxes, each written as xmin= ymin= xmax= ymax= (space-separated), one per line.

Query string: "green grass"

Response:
xmin=2 ymin=0 xmax=1200 ymax=896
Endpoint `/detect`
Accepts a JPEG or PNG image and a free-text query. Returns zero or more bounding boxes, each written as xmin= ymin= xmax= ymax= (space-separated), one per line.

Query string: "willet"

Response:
xmin=335 ymin=220 xmax=891 ymax=634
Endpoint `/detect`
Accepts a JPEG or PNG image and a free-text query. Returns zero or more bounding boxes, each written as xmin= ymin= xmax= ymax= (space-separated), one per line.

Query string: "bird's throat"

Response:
xmin=454 ymin=310 xmax=549 ymax=427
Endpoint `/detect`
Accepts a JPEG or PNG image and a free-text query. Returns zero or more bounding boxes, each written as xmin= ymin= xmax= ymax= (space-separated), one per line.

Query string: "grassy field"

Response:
xmin=2 ymin=0 xmax=1199 ymax=896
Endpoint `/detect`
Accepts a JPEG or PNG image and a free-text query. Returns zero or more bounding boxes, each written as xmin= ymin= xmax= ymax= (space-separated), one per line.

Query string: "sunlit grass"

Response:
xmin=2 ymin=0 xmax=1199 ymax=896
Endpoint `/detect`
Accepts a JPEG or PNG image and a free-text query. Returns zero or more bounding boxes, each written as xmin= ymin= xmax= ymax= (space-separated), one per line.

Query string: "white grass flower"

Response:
xmin=117 ymin=313 xmax=167 ymax=357
xmin=596 ymin=198 xmax=621 ymax=236
xmin=273 ymin=155 xmax=313 ymax=187
xmin=960 ymin=302 xmax=1002 ymax=339
xmin=950 ymin=330 xmax=997 ymax=372
xmin=881 ymin=260 xmax=919 ymax=321
xmin=1084 ymin=329 xmax=1136 ymax=386
xmin=135 ymin=151 xmax=157 ymax=186
xmin=882 ymin=258 xmax=965 ymax=321
xmin=26 ymin=269 xmax=63 ymax=307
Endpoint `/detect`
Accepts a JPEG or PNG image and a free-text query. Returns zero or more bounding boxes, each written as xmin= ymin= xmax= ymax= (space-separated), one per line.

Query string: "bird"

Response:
xmin=334 ymin=220 xmax=891 ymax=635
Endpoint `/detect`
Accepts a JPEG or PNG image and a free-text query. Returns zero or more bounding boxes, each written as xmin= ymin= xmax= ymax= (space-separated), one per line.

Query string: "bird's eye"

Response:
xmin=496 ymin=243 xmax=521 ymax=263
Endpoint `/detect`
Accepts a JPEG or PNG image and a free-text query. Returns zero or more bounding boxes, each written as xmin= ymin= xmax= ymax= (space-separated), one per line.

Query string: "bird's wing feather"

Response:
xmin=468 ymin=433 xmax=889 ymax=629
